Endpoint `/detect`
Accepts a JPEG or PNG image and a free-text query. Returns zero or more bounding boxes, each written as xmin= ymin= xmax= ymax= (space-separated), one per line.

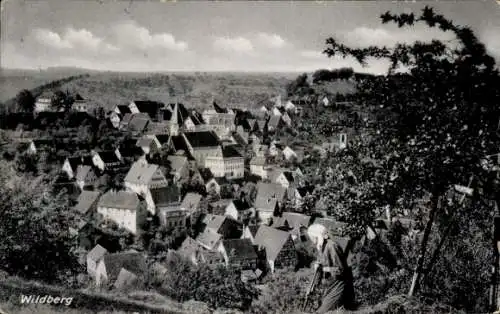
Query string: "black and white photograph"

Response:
xmin=1 ymin=0 xmax=500 ymax=313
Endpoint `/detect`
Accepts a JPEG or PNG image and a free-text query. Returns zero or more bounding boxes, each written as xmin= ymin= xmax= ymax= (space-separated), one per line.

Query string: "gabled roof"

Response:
xmin=281 ymin=171 xmax=295 ymax=183
xmin=96 ymin=151 xmax=121 ymax=164
xmin=196 ymin=228 xmax=222 ymax=250
xmin=150 ymin=185 xmax=181 ymax=207
xmin=213 ymin=101 xmax=228 ymax=114
xmin=101 ymin=252 xmax=146 ymax=283
xmin=128 ymin=116 xmax=150 ymax=133
xmin=114 ymin=268 xmax=139 ymax=289
xmin=74 ymin=191 xmax=101 ymax=214
xmin=75 ymin=165 xmax=96 ymax=182
xmin=297 ymin=185 xmax=315 ymax=197
xmin=171 ymin=135 xmax=189 ymax=152
xmin=136 ymin=137 xmax=155 ymax=148
xmin=117 ymin=105 xmax=131 ymax=115
xmin=268 ymin=115 xmax=281 ymax=129
xmin=247 ymin=225 xmax=259 ymax=237
xmin=183 ymin=131 xmax=220 ymax=148
xmin=132 ymin=100 xmax=165 ymax=118
xmin=280 ymin=212 xmax=311 ymax=231
xmin=250 ymin=157 xmax=266 ymax=166
xmin=88 ymin=244 xmax=108 ymax=262
xmin=117 ymin=139 xmax=144 ymax=158
xmin=255 ymin=182 xmax=286 ymax=211
xmin=66 ymin=155 xmax=93 ymax=171
xmin=124 ymin=161 xmax=164 ymax=185
xmin=254 ymin=225 xmax=292 ymax=261
xmin=222 ymin=145 xmax=242 ymax=158
xmin=180 ymin=192 xmax=202 ymax=213
xmin=156 ymin=134 xmax=170 ymax=146
xmin=98 ymin=190 xmax=140 ymax=211
xmin=167 ymin=155 xmax=188 ymax=173
xmin=203 ymin=214 xmax=226 ymax=231
xmin=232 ymin=199 xmax=251 ymax=212
xmin=222 ymin=239 xmax=257 ymax=261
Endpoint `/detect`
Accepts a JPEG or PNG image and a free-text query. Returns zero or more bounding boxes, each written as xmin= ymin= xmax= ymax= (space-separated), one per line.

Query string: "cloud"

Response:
xmin=32 ymin=27 xmax=118 ymax=53
xmin=213 ymin=36 xmax=254 ymax=54
xmin=112 ymin=21 xmax=188 ymax=51
xmin=256 ymin=33 xmax=286 ymax=49
xmin=33 ymin=29 xmax=73 ymax=49
xmin=300 ymin=50 xmax=324 ymax=59
xmin=341 ymin=25 xmax=455 ymax=48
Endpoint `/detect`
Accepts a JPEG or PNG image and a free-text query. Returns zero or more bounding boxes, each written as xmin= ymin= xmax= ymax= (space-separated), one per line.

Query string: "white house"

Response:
xmin=87 ymin=244 xmax=108 ymax=278
xmin=124 ymin=160 xmax=169 ymax=213
xmin=224 ymin=199 xmax=252 ymax=221
xmin=282 ymin=146 xmax=298 ymax=162
xmin=97 ymin=190 xmax=140 ymax=234
xmin=249 ymin=157 xmax=269 ymax=179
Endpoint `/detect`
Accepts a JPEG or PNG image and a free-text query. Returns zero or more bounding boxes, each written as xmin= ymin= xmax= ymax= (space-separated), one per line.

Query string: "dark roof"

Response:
xmin=150 ymin=185 xmax=181 ymax=207
xmin=132 ymin=100 xmax=165 ymax=118
xmin=282 ymin=171 xmax=295 ymax=183
xmin=66 ymin=155 xmax=93 ymax=171
xmin=190 ymin=110 xmax=205 ymax=125
xmin=156 ymin=134 xmax=170 ymax=146
xmin=248 ymin=225 xmax=259 ymax=237
xmin=232 ymin=199 xmax=251 ymax=211
xmin=171 ymin=135 xmax=188 ymax=152
xmin=222 ymin=239 xmax=257 ymax=260
xmin=96 ymin=151 xmax=121 ymax=163
xmin=222 ymin=145 xmax=242 ymax=158
xmin=213 ymin=101 xmax=228 ymax=114
xmin=297 ymin=185 xmax=315 ymax=197
xmin=117 ymin=105 xmax=131 ymax=114
xmin=183 ymin=131 xmax=220 ymax=148
xmin=101 ymin=252 xmax=146 ymax=283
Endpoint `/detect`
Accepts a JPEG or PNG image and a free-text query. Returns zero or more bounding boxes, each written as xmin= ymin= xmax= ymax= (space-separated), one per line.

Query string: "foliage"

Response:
xmin=286 ymin=73 xmax=314 ymax=97
xmin=312 ymin=68 xmax=354 ymax=84
xmin=320 ymin=5 xmax=500 ymax=310
xmin=0 ymin=161 xmax=82 ymax=284
xmin=15 ymin=89 xmax=35 ymax=112
xmin=153 ymin=252 xmax=259 ymax=311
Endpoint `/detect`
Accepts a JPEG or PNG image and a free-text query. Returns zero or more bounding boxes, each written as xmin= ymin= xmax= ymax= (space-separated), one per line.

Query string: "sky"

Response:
xmin=1 ymin=0 xmax=500 ymax=73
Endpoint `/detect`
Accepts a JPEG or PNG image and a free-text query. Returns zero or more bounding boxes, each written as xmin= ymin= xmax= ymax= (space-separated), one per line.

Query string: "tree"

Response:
xmin=323 ymin=5 xmax=500 ymax=300
xmin=16 ymin=89 xmax=35 ymax=112
xmin=286 ymin=73 xmax=314 ymax=97
xmin=51 ymin=90 xmax=74 ymax=112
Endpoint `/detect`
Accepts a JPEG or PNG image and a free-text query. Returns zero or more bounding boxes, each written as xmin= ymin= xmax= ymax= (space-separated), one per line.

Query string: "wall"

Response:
xmin=97 ymin=206 xmax=137 ymax=234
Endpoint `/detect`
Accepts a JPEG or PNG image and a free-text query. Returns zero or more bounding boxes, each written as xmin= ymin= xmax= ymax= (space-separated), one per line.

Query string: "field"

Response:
xmin=1 ymin=67 xmax=357 ymax=112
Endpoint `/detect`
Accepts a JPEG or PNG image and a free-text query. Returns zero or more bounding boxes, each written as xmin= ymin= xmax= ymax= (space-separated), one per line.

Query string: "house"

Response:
xmin=87 ymin=244 xmax=108 ymax=278
xmin=273 ymin=212 xmax=312 ymax=239
xmin=91 ymin=150 xmax=122 ymax=171
xmin=282 ymin=146 xmax=298 ymax=162
xmin=287 ymin=185 xmax=315 ymax=207
xmin=113 ymin=104 xmax=132 ymax=116
xmin=136 ymin=136 xmax=160 ymax=155
xmin=95 ymin=251 xmax=146 ymax=288
xmin=254 ymin=182 xmax=287 ymax=223
xmin=97 ymin=190 xmax=140 ymax=234
xmin=158 ymin=203 xmax=190 ymax=230
xmin=199 ymin=168 xmax=220 ymax=196
xmin=179 ymin=237 xmax=224 ymax=266
xmin=203 ymin=214 xmax=243 ymax=239
xmin=252 ymin=143 xmax=268 ymax=158
xmin=225 ymin=199 xmax=252 ymax=222
xmin=62 ymin=155 xmax=94 ymax=179
xmin=75 ymin=165 xmax=99 ymax=190
xmin=119 ymin=113 xmax=150 ymax=134
xmin=182 ymin=131 xmax=221 ymax=167
xmin=74 ymin=191 xmax=101 ymax=216
xmin=124 ymin=160 xmax=169 ymax=212
xmin=202 ymin=102 xmax=236 ymax=138
xmin=72 ymin=94 xmax=94 ymax=112
xmin=267 ymin=115 xmax=282 ymax=133
xmin=180 ymin=192 xmax=203 ymax=216
xmin=34 ymin=91 xmax=54 ymax=112
xmin=205 ymin=145 xmax=244 ymax=179
xmin=241 ymin=225 xmax=260 ymax=244
xmin=196 ymin=228 xmax=223 ymax=251
xmin=157 ymin=102 xmax=191 ymax=136
xmin=253 ymin=225 xmax=297 ymax=273
xmin=249 ymin=157 xmax=269 ymax=179
xmin=271 ymin=107 xmax=282 ymax=117
xmin=26 ymin=139 xmax=53 ymax=156
xmin=220 ymin=239 xmax=258 ymax=270
xmin=285 ymin=100 xmax=298 ymax=114
xmin=281 ymin=112 xmax=292 ymax=127
xmin=208 ymin=199 xmax=233 ymax=215
xmin=275 ymin=171 xmax=297 ymax=189
xmin=155 ymin=134 xmax=171 ymax=149
xmin=148 ymin=184 xmax=181 ymax=214
xmin=233 ymin=129 xmax=249 ymax=146
xmin=167 ymin=155 xmax=189 ymax=183
xmin=128 ymin=100 xmax=165 ymax=121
